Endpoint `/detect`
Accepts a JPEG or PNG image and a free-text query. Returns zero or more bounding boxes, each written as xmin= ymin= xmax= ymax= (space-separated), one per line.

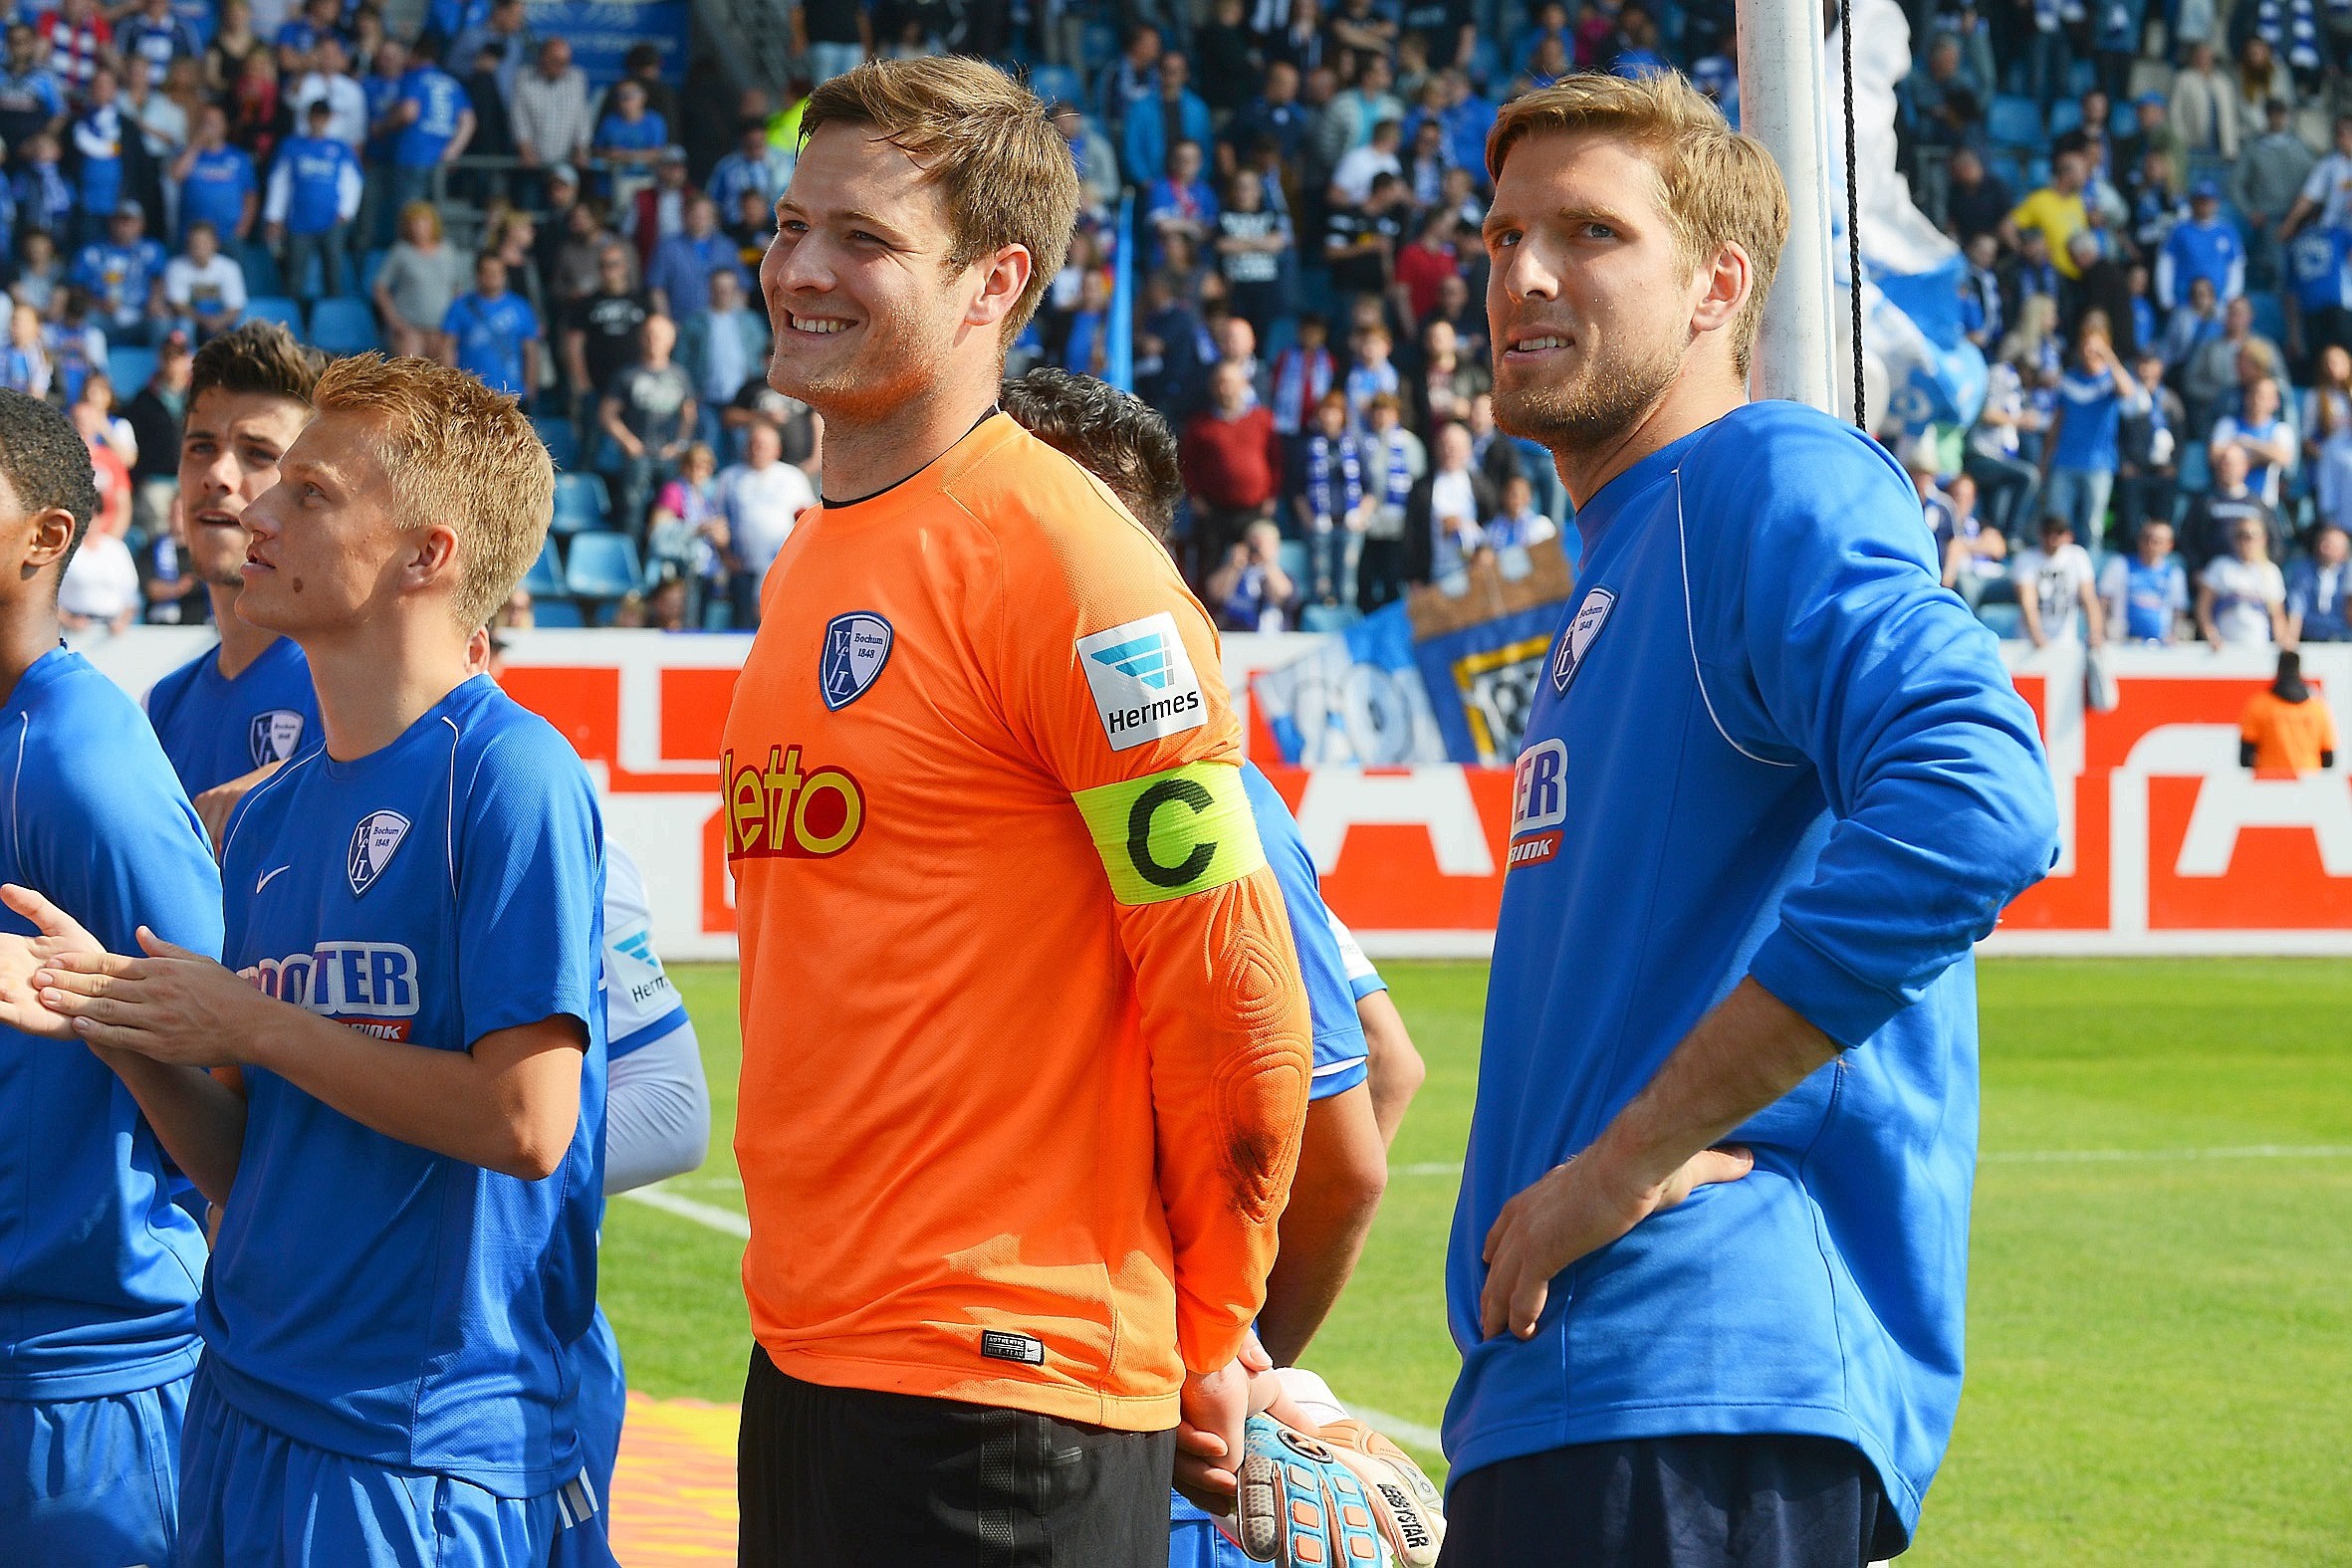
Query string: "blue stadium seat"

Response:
xmin=564 ymin=531 xmax=642 ymax=604
xmin=1028 ymin=64 xmax=1081 ymax=107
xmin=552 ymin=472 xmax=610 ymax=535
xmin=359 ymin=248 xmax=388 ymax=296
xmin=2178 ymin=440 xmax=2212 ymax=495
xmin=530 ymin=598 xmax=585 ymax=627
xmin=240 ymin=241 xmax=282 ymax=296
xmin=524 ymin=535 xmax=564 ymax=598
xmin=533 ymin=415 xmax=581 ymax=472
xmin=1300 ymin=602 xmax=1362 ymax=634
xmin=106 ymin=346 xmax=157 ymax=395
xmin=1989 ymin=95 xmax=2042 ymax=149
xmin=308 ymin=297 xmax=380 ymax=354
xmin=244 ymin=295 xmax=302 ymax=331
xmin=2047 ymin=101 xmax=2083 ymax=138
xmin=2110 ymin=102 xmax=2137 ymax=136
xmin=1977 ymin=600 xmax=2024 ymax=639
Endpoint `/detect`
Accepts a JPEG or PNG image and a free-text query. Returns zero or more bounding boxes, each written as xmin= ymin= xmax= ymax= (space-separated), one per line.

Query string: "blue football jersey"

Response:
xmin=1324 ymin=913 xmax=1387 ymax=1004
xmin=1444 ymin=403 xmax=2056 ymax=1544
xmin=202 ymin=675 xmax=605 ymax=1498
xmin=1242 ymin=762 xmax=1367 ymax=1099
xmin=0 ymin=647 xmax=221 ymax=1400
xmin=143 ymin=634 xmax=321 ymax=796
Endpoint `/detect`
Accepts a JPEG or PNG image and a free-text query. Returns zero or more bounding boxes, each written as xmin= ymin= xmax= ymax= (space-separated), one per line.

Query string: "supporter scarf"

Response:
xmin=1382 ymin=430 xmax=1414 ymax=505
xmin=1272 ymin=345 xmax=1334 ymax=433
xmin=1305 ymin=432 xmax=1363 ymax=523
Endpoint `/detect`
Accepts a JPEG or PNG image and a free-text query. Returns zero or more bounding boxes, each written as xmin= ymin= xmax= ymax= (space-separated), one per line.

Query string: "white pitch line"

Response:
xmin=1348 ymin=1403 xmax=1447 ymax=1454
xmin=618 ymin=1184 xmax=751 ymax=1237
xmin=1394 ymin=1162 xmax=1464 ymax=1178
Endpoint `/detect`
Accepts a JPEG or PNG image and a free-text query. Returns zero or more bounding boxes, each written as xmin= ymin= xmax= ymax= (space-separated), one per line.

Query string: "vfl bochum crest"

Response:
xmin=348 ymin=810 xmax=411 ymax=897
xmin=1550 ymin=586 xmax=1617 ymax=696
xmin=820 ymin=612 xmax=893 ymax=711
xmin=249 ymin=709 xmax=306 ymax=767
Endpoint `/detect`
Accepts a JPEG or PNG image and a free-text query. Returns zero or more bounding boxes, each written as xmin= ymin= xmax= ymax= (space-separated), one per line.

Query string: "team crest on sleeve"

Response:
xmin=249 ymin=708 xmax=307 ymax=766
xmin=1550 ymin=586 xmax=1617 ymax=696
xmin=820 ymin=612 xmax=893 ymax=711
xmin=1075 ymin=613 xmax=1207 ymax=751
xmin=347 ymin=810 xmax=411 ymax=897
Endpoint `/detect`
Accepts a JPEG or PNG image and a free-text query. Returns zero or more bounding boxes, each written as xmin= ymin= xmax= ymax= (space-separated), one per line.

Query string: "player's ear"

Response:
xmin=965 ymin=243 xmax=1034 ymax=331
xmin=1689 ymin=241 xmax=1751 ymax=341
xmin=21 ymin=507 xmax=78 ymax=576
xmin=402 ymin=521 xmax=461 ymax=595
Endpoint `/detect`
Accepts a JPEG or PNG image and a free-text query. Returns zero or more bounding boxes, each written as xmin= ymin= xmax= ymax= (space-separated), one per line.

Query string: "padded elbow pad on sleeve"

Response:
xmin=1207 ymin=890 xmax=1311 ymax=1225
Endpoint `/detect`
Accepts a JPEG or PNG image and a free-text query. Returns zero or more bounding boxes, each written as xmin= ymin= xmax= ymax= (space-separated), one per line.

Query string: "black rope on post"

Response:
xmin=1840 ymin=0 xmax=1865 ymax=430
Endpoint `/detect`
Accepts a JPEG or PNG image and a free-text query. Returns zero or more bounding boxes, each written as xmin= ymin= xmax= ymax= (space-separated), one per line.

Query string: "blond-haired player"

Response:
xmin=725 ymin=56 xmax=1312 ymax=1562
xmin=0 ymin=355 xmax=610 ymax=1565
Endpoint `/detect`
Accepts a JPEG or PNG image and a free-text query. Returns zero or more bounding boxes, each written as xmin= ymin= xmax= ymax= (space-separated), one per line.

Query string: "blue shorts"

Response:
xmin=547 ymin=1307 xmax=623 ymax=1568
xmin=0 ymin=1372 xmax=189 ymax=1565
xmin=1170 ymin=1509 xmax=1249 ymax=1568
xmin=175 ymin=1361 xmax=562 ymax=1567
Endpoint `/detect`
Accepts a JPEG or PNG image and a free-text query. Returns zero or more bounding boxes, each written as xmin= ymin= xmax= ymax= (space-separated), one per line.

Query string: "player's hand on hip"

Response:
xmin=1175 ymin=1352 xmax=1269 ymax=1511
xmin=1479 ymin=1145 xmax=1754 ymax=1340
xmin=32 ymin=925 xmax=253 ymax=1067
xmin=0 ymin=884 xmax=111 ymax=1039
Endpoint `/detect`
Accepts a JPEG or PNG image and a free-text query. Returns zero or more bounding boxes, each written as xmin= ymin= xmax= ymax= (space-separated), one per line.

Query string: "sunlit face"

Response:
xmin=1485 ymin=130 xmax=1709 ymax=453
xmin=179 ymin=387 xmax=313 ymax=590
xmin=2138 ymin=522 xmax=2174 ymax=562
xmin=237 ymin=409 xmax=442 ymax=635
xmin=762 ymin=122 xmax=1006 ymax=425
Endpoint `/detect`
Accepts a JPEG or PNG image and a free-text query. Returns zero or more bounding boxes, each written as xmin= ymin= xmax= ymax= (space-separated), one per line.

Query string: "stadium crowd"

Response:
xmin=15 ymin=0 xmax=2351 ymax=648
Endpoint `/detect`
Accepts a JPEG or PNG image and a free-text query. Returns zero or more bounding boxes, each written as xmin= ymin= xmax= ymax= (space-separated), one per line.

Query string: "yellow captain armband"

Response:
xmin=1073 ymin=762 xmax=1268 ymax=906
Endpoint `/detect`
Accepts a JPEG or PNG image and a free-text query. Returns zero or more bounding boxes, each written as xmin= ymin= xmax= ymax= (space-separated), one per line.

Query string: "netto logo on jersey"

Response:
xmin=722 ymin=745 xmax=866 ymax=862
xmin=242 ymin=941 xmax=421 ymax=1038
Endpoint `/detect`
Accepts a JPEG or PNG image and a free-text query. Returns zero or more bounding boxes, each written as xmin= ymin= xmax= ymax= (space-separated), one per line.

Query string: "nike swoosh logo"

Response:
xmin=256 ymin=865 xmax=292 ymax=894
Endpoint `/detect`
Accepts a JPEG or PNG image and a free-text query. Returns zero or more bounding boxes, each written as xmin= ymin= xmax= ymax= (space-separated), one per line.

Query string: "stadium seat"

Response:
xmin=564 ymin=530 xmax=643 ymax=606
xmin=2110 ymin=102 xmax=2137 ymax=136
xmin=523 ymin=535 xmax=564 ymax=598
xmin=244 ymin=295 xmax=302 ymax=331
xmin=359 ymin=248 xmax=388 ymax=296
xmin=1988 ymin=95 xmax=2042 ymax=150
xmin=2178 ymin=440 xmax=2211 ymax=495
xmin=533 ymin=416 xmax=581 ymax=472
xmin=240 ymin=242 xmax=282 ymax=296
xmin=106 ymin=345 xmax=157 ymax=395
xmin=530 ymin=598 xmax=585 ymax=627
xmin=1977 ymin=600 xmax=2024 ymax=639
xmin=2047 ymin=101 xmax=2083 ymax=138
xmin=308 ymin=297 xmax=380 ymax=355
xmin=552 ymin=472 xmax=611 ymax=536
xmin=1300 ymin=602 xmax=1362 ymax=634
xmin=1278 ymin=539 xmax=1310 ymax=586
xmin=1028 ymin=64 xmax=1080 ymax=107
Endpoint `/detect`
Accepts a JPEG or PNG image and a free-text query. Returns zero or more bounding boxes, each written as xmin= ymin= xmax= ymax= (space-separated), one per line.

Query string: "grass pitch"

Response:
xmin=602 ymin=959 xmax=2352 ymax=1562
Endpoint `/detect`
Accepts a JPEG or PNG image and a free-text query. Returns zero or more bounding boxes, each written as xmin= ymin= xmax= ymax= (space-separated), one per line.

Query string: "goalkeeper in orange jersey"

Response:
xmin=724 ymin=56 xmax=1313 ymax=1565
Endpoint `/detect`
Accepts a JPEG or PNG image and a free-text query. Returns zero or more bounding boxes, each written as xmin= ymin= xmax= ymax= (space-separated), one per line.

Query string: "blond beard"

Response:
xmin=1494 ymin=328 xmax=1684 ymax=455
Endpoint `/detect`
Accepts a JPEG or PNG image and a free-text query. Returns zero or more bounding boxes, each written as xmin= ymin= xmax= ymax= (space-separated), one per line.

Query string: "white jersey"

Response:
xmin=603 ymin=841 xmax=688 ymax=1057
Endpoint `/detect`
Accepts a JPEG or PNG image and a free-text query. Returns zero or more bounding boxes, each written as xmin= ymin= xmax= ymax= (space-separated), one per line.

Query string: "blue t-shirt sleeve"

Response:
xmin=1242 ymin=765 xmax=1367 ymax=1097
xmin=30 ymin=717 xmax=223 ymax=964
xmin=452 ymin=720 xmax=603 ymax=1046
xmin=1695 ymin=410 xmax=2060 ymax=1048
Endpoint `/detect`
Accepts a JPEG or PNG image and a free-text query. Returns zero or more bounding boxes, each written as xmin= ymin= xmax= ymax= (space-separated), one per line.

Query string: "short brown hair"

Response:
xmin=189 ymin=319 xmax=325 ymax=410
xmin=800 ymin=56 xmax=1077 ymax=339
xmin=1488 ymin=71 xmax=1789 ymax=376
xmin=1000 ymin=367 xmax=1182 ymax=541
xmin=312 ymin=354 xmax=554 ymax=629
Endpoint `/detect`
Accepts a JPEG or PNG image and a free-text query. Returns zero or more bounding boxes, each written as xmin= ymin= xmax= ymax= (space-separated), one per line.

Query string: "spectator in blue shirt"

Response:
xmin=274 ymin=0 xmax=345 ymax=71
xmin=2042 ymin=313 xmax=2149 ymax=544
xmin=386 ymin=38 xmax=475 ymax=221
xmin=2208 ymin=373 xmax=2299 ymax=506
xmin=646 ymin=194 xmax=747 ymax=325
xmin=0 ymin=23 xmax=65 ymax=157
xmin=2099 ymin=517 xmax=2190 ymax=640
xmin=2156 ymin=180 xmax=2247 ymax=308
xmin=11 ymin=129 xmax=72 ymax=240
xmin=1122 ymin=50 xmax=1213 ymax=185
xmin=71 ymin=200 xmax=168 ymax=345
xmin=593 ymin=76 xmax=668 ymax=199
xmin=118 ymin=0 xmax=198 ymax=89
xmin=2287 ymin=521 xmax=2352 ymax=640
xmin=704 ymin=118 xmax=792 ymax=229
xmin=171 ymin=105 xmax=258 ymax=244
xmin=264 ymin=98 xmax=364 ymax=301
xmin=440 ymin=250 xmax=540 ymax=398
xmin=68 ymin=66 xmax=129 ymax=239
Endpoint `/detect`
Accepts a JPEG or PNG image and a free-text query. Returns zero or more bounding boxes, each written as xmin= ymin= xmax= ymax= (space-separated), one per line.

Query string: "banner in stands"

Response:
xmin=529 ymin=0 xmax=688 ymax=85
xmin=80 ymin=632 xmax=2352 ymax=958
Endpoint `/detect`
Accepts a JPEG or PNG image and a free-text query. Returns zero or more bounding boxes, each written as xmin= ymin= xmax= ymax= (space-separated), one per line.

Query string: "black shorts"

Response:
xmin=736 ymin=1345 xmax=1177 ymax=1568
xmin=1437 ymin=1433 xmax=1901 ymax=1567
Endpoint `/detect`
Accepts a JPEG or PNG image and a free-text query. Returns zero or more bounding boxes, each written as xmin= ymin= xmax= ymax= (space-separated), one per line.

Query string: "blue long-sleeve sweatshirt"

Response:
xmin=1443 ymin=400 xmax=2059 ymax=1548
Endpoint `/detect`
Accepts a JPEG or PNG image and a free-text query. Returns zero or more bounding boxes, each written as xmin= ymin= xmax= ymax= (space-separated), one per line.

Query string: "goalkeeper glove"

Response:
xmin=1231 ymin=1413 xmax=1388 ymax=1564
xmin=1314 ymin=1418 xmax=1446 ymax=1566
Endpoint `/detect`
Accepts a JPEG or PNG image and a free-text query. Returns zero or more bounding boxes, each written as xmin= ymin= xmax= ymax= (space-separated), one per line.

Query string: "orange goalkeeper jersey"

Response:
xmin=722 ymin=412 xmax=1312 ymax=1432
